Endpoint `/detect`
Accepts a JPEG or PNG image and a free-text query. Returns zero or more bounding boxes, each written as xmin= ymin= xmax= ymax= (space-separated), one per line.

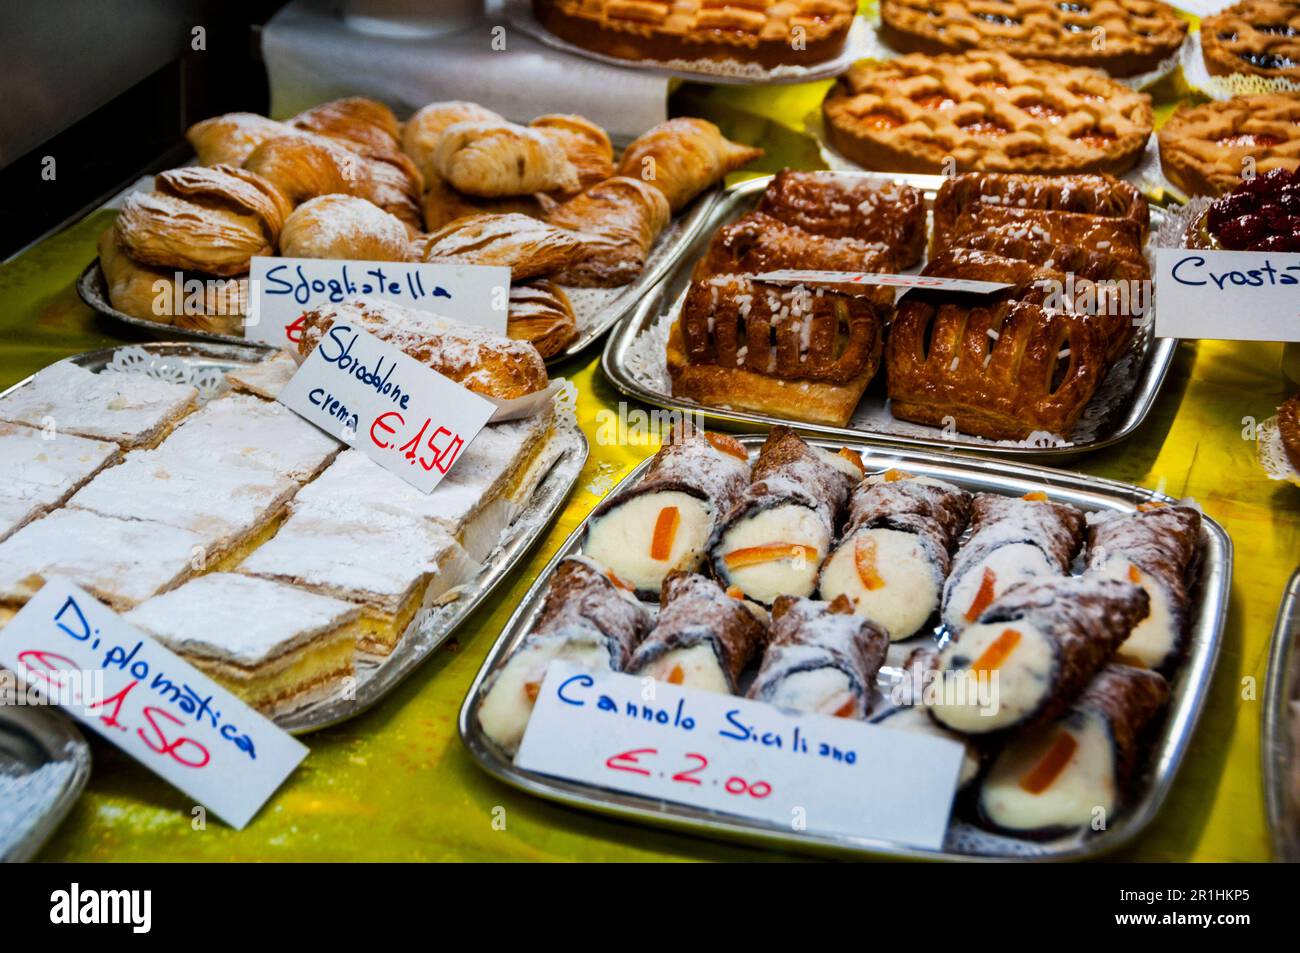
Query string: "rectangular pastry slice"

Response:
xmin=932 ymin=173 xmax=1150 ymax=240
xmin=0 ymin=423 xmax=120 ymax=542
xmin=935 ymin=204 xmax=1147 ymax=265
xmin=0 ymin=508 xmax=204 ymax=618
xmin=224 ymin=350 xmax=300 ymax=400
xmin=126 ymin=573 xmax=361 ymax=716
xmin=0 ymin=362 xmax=198 ymax=448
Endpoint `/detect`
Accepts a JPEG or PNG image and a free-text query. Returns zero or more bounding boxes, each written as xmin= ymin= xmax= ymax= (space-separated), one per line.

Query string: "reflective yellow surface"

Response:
xmin=2 ymin=49 xmax=1292 ymax=862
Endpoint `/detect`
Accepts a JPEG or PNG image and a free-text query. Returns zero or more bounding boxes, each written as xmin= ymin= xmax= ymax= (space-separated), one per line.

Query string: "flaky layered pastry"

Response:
xmin=420 ymin=212 xmax=583 ymax=281
xmin=507 ymin=280 xmax=579 ymax=358
xmin=546 ymin=176 xmax=670 ymax=286
xmin=280 ymin=194 xmax=413 ymax=262
xmin=616 ymin=118 xmax=763 ymax=212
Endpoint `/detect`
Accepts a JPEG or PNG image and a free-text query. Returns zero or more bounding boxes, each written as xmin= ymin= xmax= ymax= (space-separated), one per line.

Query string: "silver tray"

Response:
xmin=459 ymin=437 xmax=1232 ymax=861
xmin=601 ymin=172 xmax=1179 ymax=462
xmin=1264 ymin=567 xmax=1300 ymax=862
xmin=2 ymin=342 xmax=589 ymax=735
xmin=76 ymin=187 xmax=723 ymax=367
xmin=0 ymin=706 xmax=91 ymax=862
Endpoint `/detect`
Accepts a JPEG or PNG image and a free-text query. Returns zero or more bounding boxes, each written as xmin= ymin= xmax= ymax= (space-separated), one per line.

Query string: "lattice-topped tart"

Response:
xmin=878 ymin=0 xmax=1187 ymax=77
xmin=1158 ymin=93 xmax=1300 ymax=197
xmin=532 ymin=0 xmax=858 ymax=68
xmin=822 ymin=52 xmax=1153 ymax=175
xmin=1201 ymin=0 xmax=1300 ymax=81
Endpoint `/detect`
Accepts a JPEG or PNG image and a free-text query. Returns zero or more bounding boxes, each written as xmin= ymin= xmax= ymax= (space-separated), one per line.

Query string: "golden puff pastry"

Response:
xmin=242 ymin=132 xmax=369 ymax=206
xmin=508 ymin=280 xmax=579 ymax=358
xmin=431 ymin=121 xmax=580 ymax=197
xmin=281 ymin=195 xmax=413 ymax=262
xmin=403 ymin=101 xmax=505 ymax=184
xmin=187 ymin=112 xmax=293 ymax=167
xmin=420 ymin=212 xmax=583 ymax=281
xmin=420 ymin=173 xmax=547 ymax=230
xmin=115 ymin=165 xmax=288 ymax=277
xmin=290 ymin=97 xmax=403 ymax=158
xmin=547 ymin=176 xmax=670 ymax=287
xmin=617 ymin=118 xmax=763 ymax=212
xmin=98 ymin=229 xmax=247 ymax=330
xmin=355 ymin=150 xmax=424 ymax=232
xmin=530 ymin=114 xmax=614 ymax=193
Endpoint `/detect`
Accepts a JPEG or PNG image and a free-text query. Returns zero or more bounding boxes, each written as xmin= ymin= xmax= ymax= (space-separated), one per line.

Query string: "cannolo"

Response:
xmin=629 ymin=572 xmax=768 ymax=695
xmin=709 ymin=427 xmax=862 ymax=606
xmin=1085 ymin=503 xmax=1202 ymax=673
xmin=941 ymin=492 xmax=1086 ymax=634
xmin=819 ymin=469 xmax=972 ymax=640
xmin=874 ymin=646 xmax=982 ymax=786
xmin=979 ymin=663 xmax=1170 ymax=836
xmin=478 ymin=557 xmax=651 ymax=755
xmin=747 ymin=594 xmax=887 ymax=718
xmin=585 ymin=423 xmax=750 ymax=599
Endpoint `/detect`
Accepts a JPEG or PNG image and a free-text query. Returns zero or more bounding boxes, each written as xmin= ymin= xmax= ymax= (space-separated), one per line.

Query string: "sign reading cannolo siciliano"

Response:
xmin=515 ymin=662 xmax=964 ymax=849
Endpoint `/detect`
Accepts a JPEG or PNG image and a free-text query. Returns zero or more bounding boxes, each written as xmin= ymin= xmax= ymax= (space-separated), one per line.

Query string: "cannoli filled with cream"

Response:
xmin=628 ymin=571 xmax=768 ymax=695
xmin=872 ymin=646 xmax=982 ymax=786
xmin=941 ymin=492 xmax=1086 ymax=634
xmin=747 ymin=594 xmax=887 ymax=719
xmin=478 ymin=556 xmax=650 ymax=755
xmin=584 ymin=422 xmax=750 ymax=598
xmin=819 ymin=469 xmax=971 ymax=640
xmin=930 ymin=576 xmax=1149 ymax=736
xmin=979 ymin=663 xmax=1169 ymax=836
xmin=710 ymin=427 xmax=862 ymax=605
xmin=1085 ymin=503 xmax=1201 ymax=673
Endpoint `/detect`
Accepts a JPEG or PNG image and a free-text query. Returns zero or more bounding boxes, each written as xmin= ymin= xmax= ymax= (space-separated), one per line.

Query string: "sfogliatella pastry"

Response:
xmin=942 ymin=492 xmax=1086 ymax=633
xmin=747 ymin=594 xmax=888 ymax=718
xmin=126 ymin=573 xmax=361 ymax=716
xmin=420 ymin=212 xmax=583 ymax=281
xmin=1159 ymin=95 xmax=1300 ymax=198
xmin=477 ymin=556 xmax=651 ymax=756
xmin=1085 ymin=504 xmax=1202 ymax=672
xmin=0 ymin=423 xmax=118 ymax=543
xmin=239 ymin=130 xmax=369 ymax=206
xmin=507 ymin=281 xmax=579 ymax=359
xmin=431 ymin=120 xmax=580 ymax=197
xmin=979 ymin=663 xmax=1169 ymax=834
xmin=531 ymin=114 xmax=615 ymax=191
xmin=419 ymin=174 xmax=548 ymax=231
xmin=629 ymin=572 xmax=768 ymax=695
xmin=290 ymin=96 xmax=404 ymax=159
xmin=402 ymin=101 xmax=505 ymax=184
xmin=187 ymin=112 xmax=293 ymax=167
xmin=819 ymin=470 xmax=972 ymax=640
xmin=585 ymin=422 xmax=751 ymax=598
xmin=617 ymin=118 xmax=763 ymax=212
xmin=280 ymin=194 xmax=412 ymax=262
xmin=98 ymin=229 xmax=247 ymax=331
xmin=1200 ymin=0 xmax=1300 ymax=82
xmin=930 ymin=575 xmax=1149 ymax=735
xmin=547 ymin=176 xmax=671 ymax=287
xmin=709 ymin=427 xmax=862 ymax=606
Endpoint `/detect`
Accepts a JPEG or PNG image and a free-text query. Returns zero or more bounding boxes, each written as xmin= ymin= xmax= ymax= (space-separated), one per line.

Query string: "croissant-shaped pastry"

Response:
xmin=290 ymin=97 xmax=403 ymax=158
xmin=431 ymin=121 xmax=580 ymax=197
xmin=242 ymin=132 xmax=369 ymax=206
xmin=420 ymin=173 xmax=547 ymax=230
xmin=281 ymin=195 xmax=412 ymax=262
xmin=355 ymin=151 xmax=424 ymax=232
xmin=403 ymin=100 xmax=505 ymax=184
xmin=98 ymin=229 xmax=247 ymax=330
xmin=187 ymin=112 xmax=293 ymax=166
xmin=547 ymin=176 xmax=670 ymax=287
xmin=114 ymin=165 xmax=287 ymax=276
xmin=420 ymin=212 xmax=583 ymax=281
xmin=508 ymin=280 xmax=579 ymax=358
xmin=617 ymin=118 xmax=763 ymax=212
xmin=530 ymin=114 xmax=614 ymax=193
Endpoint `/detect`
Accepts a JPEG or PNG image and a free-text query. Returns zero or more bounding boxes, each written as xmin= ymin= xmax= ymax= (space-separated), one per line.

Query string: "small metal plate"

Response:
xmin=0 ymin=706 xmax=91 ymax=862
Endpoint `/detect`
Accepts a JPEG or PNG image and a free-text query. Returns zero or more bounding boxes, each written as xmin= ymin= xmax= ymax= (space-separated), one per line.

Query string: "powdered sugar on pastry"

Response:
xmin=0 ymin=423 xmax=119 ymax=542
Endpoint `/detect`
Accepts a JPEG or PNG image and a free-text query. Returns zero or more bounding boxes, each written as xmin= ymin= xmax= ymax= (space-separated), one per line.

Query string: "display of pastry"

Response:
xmin=1200 ymin=0 xmax=1300 ymax=81
xmin=616 ymin=118 xmax=764 ymax=212
xmin=1185 ymin=167 xmax=1300 ymax=251
xmin=1158 ymin=95 xmax=1300 ymax=198
xmin=747 ymin=594 xmax=888 ymax=718
xmin=709 ymin=427 xmax=862 ymax=606
xmin=532 ymin=0 xmax=858 ymax=69
xmin=819 ymin=470 xmax=972 ymax=641
xmin=941 ymin=492 xmax=1087 ymax=634
xmin=979 ymin=663 xmax=1169 ymax=834
xmin=930 ymin=575 xmax=1150 ymax=735
xmin=877 ymin=0 xmax=1187 ymax=77
xmin=822 ymin=52 xmax=1154 ymax=175
xmin=477 ymin=556 xmax=652 ymax=755
xmin=585 ymin=422 xmax=751 ymax=598
xmin=279 ymin=194 xmax=413 ymax=262
xmin=546 ymin=176 xmax=671 ymax=286
xmin=0 ymin=423 xmax=119 ymax=543
xmin=507 ymin=281 xmax=580 ymax=358
xmin=419 ymin=211 xmax=584 ymax=280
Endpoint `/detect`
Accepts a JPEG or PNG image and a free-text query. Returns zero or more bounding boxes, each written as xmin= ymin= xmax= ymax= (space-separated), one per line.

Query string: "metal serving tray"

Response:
xmin=76 ymin=187 xmax=723 ymax=367
xmin=601 ymin=172 xmax=1178 ymax=462
xmin=1263 ymin=568 xmax=1300 ymax=862
xmin=0 ymin=706 xmax=91 ymax=862
xmin=1 ymin=342 xmax=589 ymax=735
xmin=459 ymin=436 xmax=1231 ymax=862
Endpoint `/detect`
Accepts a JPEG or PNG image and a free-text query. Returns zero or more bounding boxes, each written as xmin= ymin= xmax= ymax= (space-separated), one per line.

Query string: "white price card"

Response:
xmin=277 ymin=321 xmax=494 ymax=494
xmin=245 ymin=257 xmax=510 ymax=345
xmin=1154 ymin=248 xmax=1300 ymax=342
xmin=754 ymin=269 xmax=1013 ymax=295
xmin=0 ymin=579 xmax=308 ymax=830
xmin=515 ymin=662 xmax=964 ymax=850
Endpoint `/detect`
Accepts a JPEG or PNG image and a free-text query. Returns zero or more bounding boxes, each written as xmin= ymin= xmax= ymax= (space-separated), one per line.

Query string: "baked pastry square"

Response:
xmin=822 ymin=52 xmax=1153 ymax=176
xmin=224 ymin=351 xmax=300 ymax=401
xmin=1158 ymin=94 xmax=1300 ymax=197
xmin=1201 ymin=0 xmax=1300 ymax=81
xmin=933 ymin=171 xmax=1150 ymax=236
xmin=935 ymin=203 xmax=1148 ymax=267
xmin=126 ymin=573 xmax=361 ymax=716
xmin=878 ymin=0 xmax=1188 ymax=77
xmin=0 ymin=362 xmax=197 ymax=449
xmin=0 ymin=423 xmax=119 ymax=543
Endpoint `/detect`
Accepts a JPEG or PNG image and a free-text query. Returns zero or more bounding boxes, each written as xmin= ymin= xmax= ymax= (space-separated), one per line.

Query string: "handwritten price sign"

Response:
xmin=277 ymin=322 xmax=493 ymax=493
xmin=0 ymin=579 xmax=307 ymax=829
xmin=1154 ymin=248 xmax=1300 ymax=342
xmin=514 ymin=663 xmax=964 ymax=849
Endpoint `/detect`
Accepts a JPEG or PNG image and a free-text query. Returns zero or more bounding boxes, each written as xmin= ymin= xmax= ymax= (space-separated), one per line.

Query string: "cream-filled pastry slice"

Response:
xmin=819 ymin=527 xmax=944 ymax=641
xmin=942 ymin=542 xmax=1057 ymax=632
xmin=224 ymin=351 xmax=300 ymax=400
xmin=0 ymin=423 xmax=119 ymax=542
